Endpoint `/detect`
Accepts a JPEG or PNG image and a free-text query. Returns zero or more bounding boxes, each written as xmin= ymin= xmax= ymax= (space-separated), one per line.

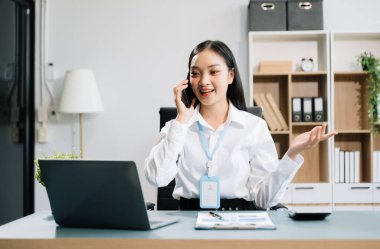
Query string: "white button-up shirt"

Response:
xmin=144 ymin=103 xmax=303 ymax=208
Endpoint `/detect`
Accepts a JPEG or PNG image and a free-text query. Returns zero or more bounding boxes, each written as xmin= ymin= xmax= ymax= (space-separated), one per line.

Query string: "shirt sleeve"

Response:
xmin=143 ymin=120 xmax=188 ymax=187
xmin=248 ymin=119 xmax=303 ymax=209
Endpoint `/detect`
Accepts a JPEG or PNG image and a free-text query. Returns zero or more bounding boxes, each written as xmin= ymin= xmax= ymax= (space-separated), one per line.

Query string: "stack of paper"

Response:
xmin=195 ymin=212 xmax=276 ymax=230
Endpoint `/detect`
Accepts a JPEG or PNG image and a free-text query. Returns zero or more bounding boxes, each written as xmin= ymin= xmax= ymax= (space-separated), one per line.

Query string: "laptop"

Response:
xmin=39 ymin=160 xmax=179 ymax=230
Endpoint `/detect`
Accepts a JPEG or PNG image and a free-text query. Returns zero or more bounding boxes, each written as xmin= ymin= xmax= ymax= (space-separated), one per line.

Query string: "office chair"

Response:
xmin=155 ymin=106 xmax=287 ymax=211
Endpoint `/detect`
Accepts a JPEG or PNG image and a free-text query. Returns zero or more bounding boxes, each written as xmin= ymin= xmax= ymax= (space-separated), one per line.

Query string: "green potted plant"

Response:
xmin=34 ymin=151 xmax=79 ymax=186
xmin=358 ymin=52 xmax=380 ymax=133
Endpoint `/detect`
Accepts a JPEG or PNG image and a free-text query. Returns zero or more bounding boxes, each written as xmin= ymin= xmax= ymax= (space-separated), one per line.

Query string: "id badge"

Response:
xmin=199 ymin=176 xmax=220 ymax=209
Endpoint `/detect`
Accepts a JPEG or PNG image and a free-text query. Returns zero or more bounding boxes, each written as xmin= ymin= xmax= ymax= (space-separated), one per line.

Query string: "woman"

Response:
xmin=144 ymin=40 xmax=336 ymax=210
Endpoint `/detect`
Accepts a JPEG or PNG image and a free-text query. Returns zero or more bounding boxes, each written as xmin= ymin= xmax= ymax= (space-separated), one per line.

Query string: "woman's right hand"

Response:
xmin=173 ymin=79 xmax=196 ymax=124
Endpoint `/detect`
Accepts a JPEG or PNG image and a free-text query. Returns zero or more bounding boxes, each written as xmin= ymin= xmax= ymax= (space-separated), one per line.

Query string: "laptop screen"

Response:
xmin=39 ymin=160 xmax=151 ymax=229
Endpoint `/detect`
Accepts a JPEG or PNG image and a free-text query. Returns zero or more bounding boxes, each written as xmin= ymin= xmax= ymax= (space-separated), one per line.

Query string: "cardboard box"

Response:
xmin=259 ymin=61 xmax=292 ymax=73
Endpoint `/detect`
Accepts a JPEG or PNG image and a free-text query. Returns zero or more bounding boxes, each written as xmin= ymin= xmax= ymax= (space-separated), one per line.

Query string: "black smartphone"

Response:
xmin=182 ymin=73 xmax=195 ymax=108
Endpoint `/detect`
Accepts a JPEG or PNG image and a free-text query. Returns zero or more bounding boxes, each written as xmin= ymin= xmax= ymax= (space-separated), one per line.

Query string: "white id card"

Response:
xmin=199 ymin=176 xmax=220 ymax=209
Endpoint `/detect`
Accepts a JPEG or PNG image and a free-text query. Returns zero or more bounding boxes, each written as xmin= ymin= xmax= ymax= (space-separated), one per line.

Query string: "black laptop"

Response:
xmin=39 ymin=160 xmax=179 ymax=230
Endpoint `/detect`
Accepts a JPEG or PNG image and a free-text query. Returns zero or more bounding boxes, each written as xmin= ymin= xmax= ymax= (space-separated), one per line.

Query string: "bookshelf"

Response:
xmin=249 ymin=31 xmax=380 ymax=210
xmin=249 ymin=31 xmax=332 ymax=207
xmin=331 ymin=32 xmax=380 ymax=210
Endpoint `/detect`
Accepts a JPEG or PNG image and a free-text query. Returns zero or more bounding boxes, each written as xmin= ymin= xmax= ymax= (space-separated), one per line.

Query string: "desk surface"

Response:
xmin=0 ymin=210 xmax=380 ymax=249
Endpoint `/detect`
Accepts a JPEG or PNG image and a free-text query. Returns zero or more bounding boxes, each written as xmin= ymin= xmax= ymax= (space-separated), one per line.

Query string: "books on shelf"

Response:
xmin=254 ymin=93 xmax=277 ymax=131
xmin=253 ymin=93 xmax=288 ymax=131
xmin=195 ymin=211 xmax=276 ymax=230
xmin=334 ymin=147 xmax=361 ymax=183
xmin=265 ymin=93 xmax=289 ymax=130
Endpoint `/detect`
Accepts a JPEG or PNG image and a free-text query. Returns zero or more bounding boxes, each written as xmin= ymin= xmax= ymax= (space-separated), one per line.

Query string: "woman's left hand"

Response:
xmin=287 ymin=123 xmax=337 ymax=160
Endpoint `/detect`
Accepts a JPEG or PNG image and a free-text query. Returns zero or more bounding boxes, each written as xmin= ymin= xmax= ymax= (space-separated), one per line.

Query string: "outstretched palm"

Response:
xmin=288 ymin=123 xmax=337 ymax=159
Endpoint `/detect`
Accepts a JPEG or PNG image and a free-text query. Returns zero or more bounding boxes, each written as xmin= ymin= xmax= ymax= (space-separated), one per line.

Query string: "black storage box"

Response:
xmin=287 ymin=0 xmax=323 ymax=30
xmin=248 ymin=0 xmax=287 ymax=31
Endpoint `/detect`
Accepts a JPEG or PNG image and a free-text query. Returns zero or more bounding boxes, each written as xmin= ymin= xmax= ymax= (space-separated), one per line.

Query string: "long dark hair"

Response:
xmin=188 ymin=40 xmax=247 ymax=111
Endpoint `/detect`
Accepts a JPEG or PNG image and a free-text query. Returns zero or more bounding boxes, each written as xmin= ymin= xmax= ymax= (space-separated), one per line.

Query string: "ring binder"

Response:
xmin=302 ymin=97 xmax=313 ymax=122
xmin=313 ymin=97 xmax=324 ymax=122
xmin=292 ymin=97 xmax=302 ymax=122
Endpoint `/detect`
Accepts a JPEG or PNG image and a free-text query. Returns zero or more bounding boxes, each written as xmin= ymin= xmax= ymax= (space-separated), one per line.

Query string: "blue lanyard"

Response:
xmin=196 ymin=121 xmax=228 ymax=162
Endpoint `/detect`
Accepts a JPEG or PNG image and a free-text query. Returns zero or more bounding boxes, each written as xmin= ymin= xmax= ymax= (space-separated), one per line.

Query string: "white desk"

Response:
xmin=0 ymin=210 xmax=379 ymax=249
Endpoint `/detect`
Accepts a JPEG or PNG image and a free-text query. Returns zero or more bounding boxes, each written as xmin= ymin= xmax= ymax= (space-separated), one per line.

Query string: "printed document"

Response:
xmin=195 ymin=212 xmax=276 ymax=230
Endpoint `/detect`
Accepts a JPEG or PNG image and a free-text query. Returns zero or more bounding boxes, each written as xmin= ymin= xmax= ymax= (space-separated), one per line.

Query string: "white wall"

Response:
xmin=324 ymin=0 xmax=380 ymax=31
xmin=34 ymin=0 xmax=250 ymax=211
xmin=34 ymin=0 xmax=380 ymax=211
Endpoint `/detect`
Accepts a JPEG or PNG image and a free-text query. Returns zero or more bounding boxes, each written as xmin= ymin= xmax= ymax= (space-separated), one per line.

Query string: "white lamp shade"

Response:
xmin=59 ymin=69 xmax=104 ymax=113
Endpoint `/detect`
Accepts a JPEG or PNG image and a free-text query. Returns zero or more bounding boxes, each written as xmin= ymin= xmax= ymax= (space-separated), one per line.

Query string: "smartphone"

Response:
xmin=182 ymin=73 xmax=195 ymax=108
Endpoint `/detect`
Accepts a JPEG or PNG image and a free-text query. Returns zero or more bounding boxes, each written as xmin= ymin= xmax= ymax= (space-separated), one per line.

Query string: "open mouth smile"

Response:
xmin=199 ymin=89 xmax=215 ymax=96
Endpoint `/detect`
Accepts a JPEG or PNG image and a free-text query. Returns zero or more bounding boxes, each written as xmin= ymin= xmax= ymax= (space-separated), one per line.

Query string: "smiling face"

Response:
xmin=189 ymin=49 xmax=234 ymax=109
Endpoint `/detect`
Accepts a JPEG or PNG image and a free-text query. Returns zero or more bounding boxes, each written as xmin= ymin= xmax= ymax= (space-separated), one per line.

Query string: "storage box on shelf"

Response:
xmin=249 ymin=31 xmax=332 ymax=207
xmin=287 ymin=0 xmax=324 ymax=31
xmin=248 ymin=0 xmax=287 ymax=31
xmin=331 ymin=32 xmax=380 ymax=210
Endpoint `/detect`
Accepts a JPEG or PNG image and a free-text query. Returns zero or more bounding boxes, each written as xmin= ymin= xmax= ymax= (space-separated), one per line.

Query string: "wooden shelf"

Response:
xmin=292 ymin=71 xmax=328 ymax=76
xmin=270 ymin=131 xmax=290 ymax=135
xmin=253 ymin=72 xmax=289 ymax=76
xmin=337 ymin=130 xmax=371 ymax=134
xmin=292 ymin=122 xmax=326 ymax=126
xmin=334 ymin=71 xmax=368 ymax=76
xmin=253 ymin=71 xmax=328 ymax=76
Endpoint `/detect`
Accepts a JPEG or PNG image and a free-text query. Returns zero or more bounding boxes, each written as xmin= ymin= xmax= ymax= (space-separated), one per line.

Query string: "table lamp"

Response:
xmin=59 ymin=69 xmax=104 ymax=158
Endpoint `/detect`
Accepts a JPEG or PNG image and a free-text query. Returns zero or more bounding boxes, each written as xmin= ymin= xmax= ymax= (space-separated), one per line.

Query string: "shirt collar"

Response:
xmin=187 ymin=100 xmax=246 ymax=128
xmin=226 ymin=101 xmax=246 ymax=127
